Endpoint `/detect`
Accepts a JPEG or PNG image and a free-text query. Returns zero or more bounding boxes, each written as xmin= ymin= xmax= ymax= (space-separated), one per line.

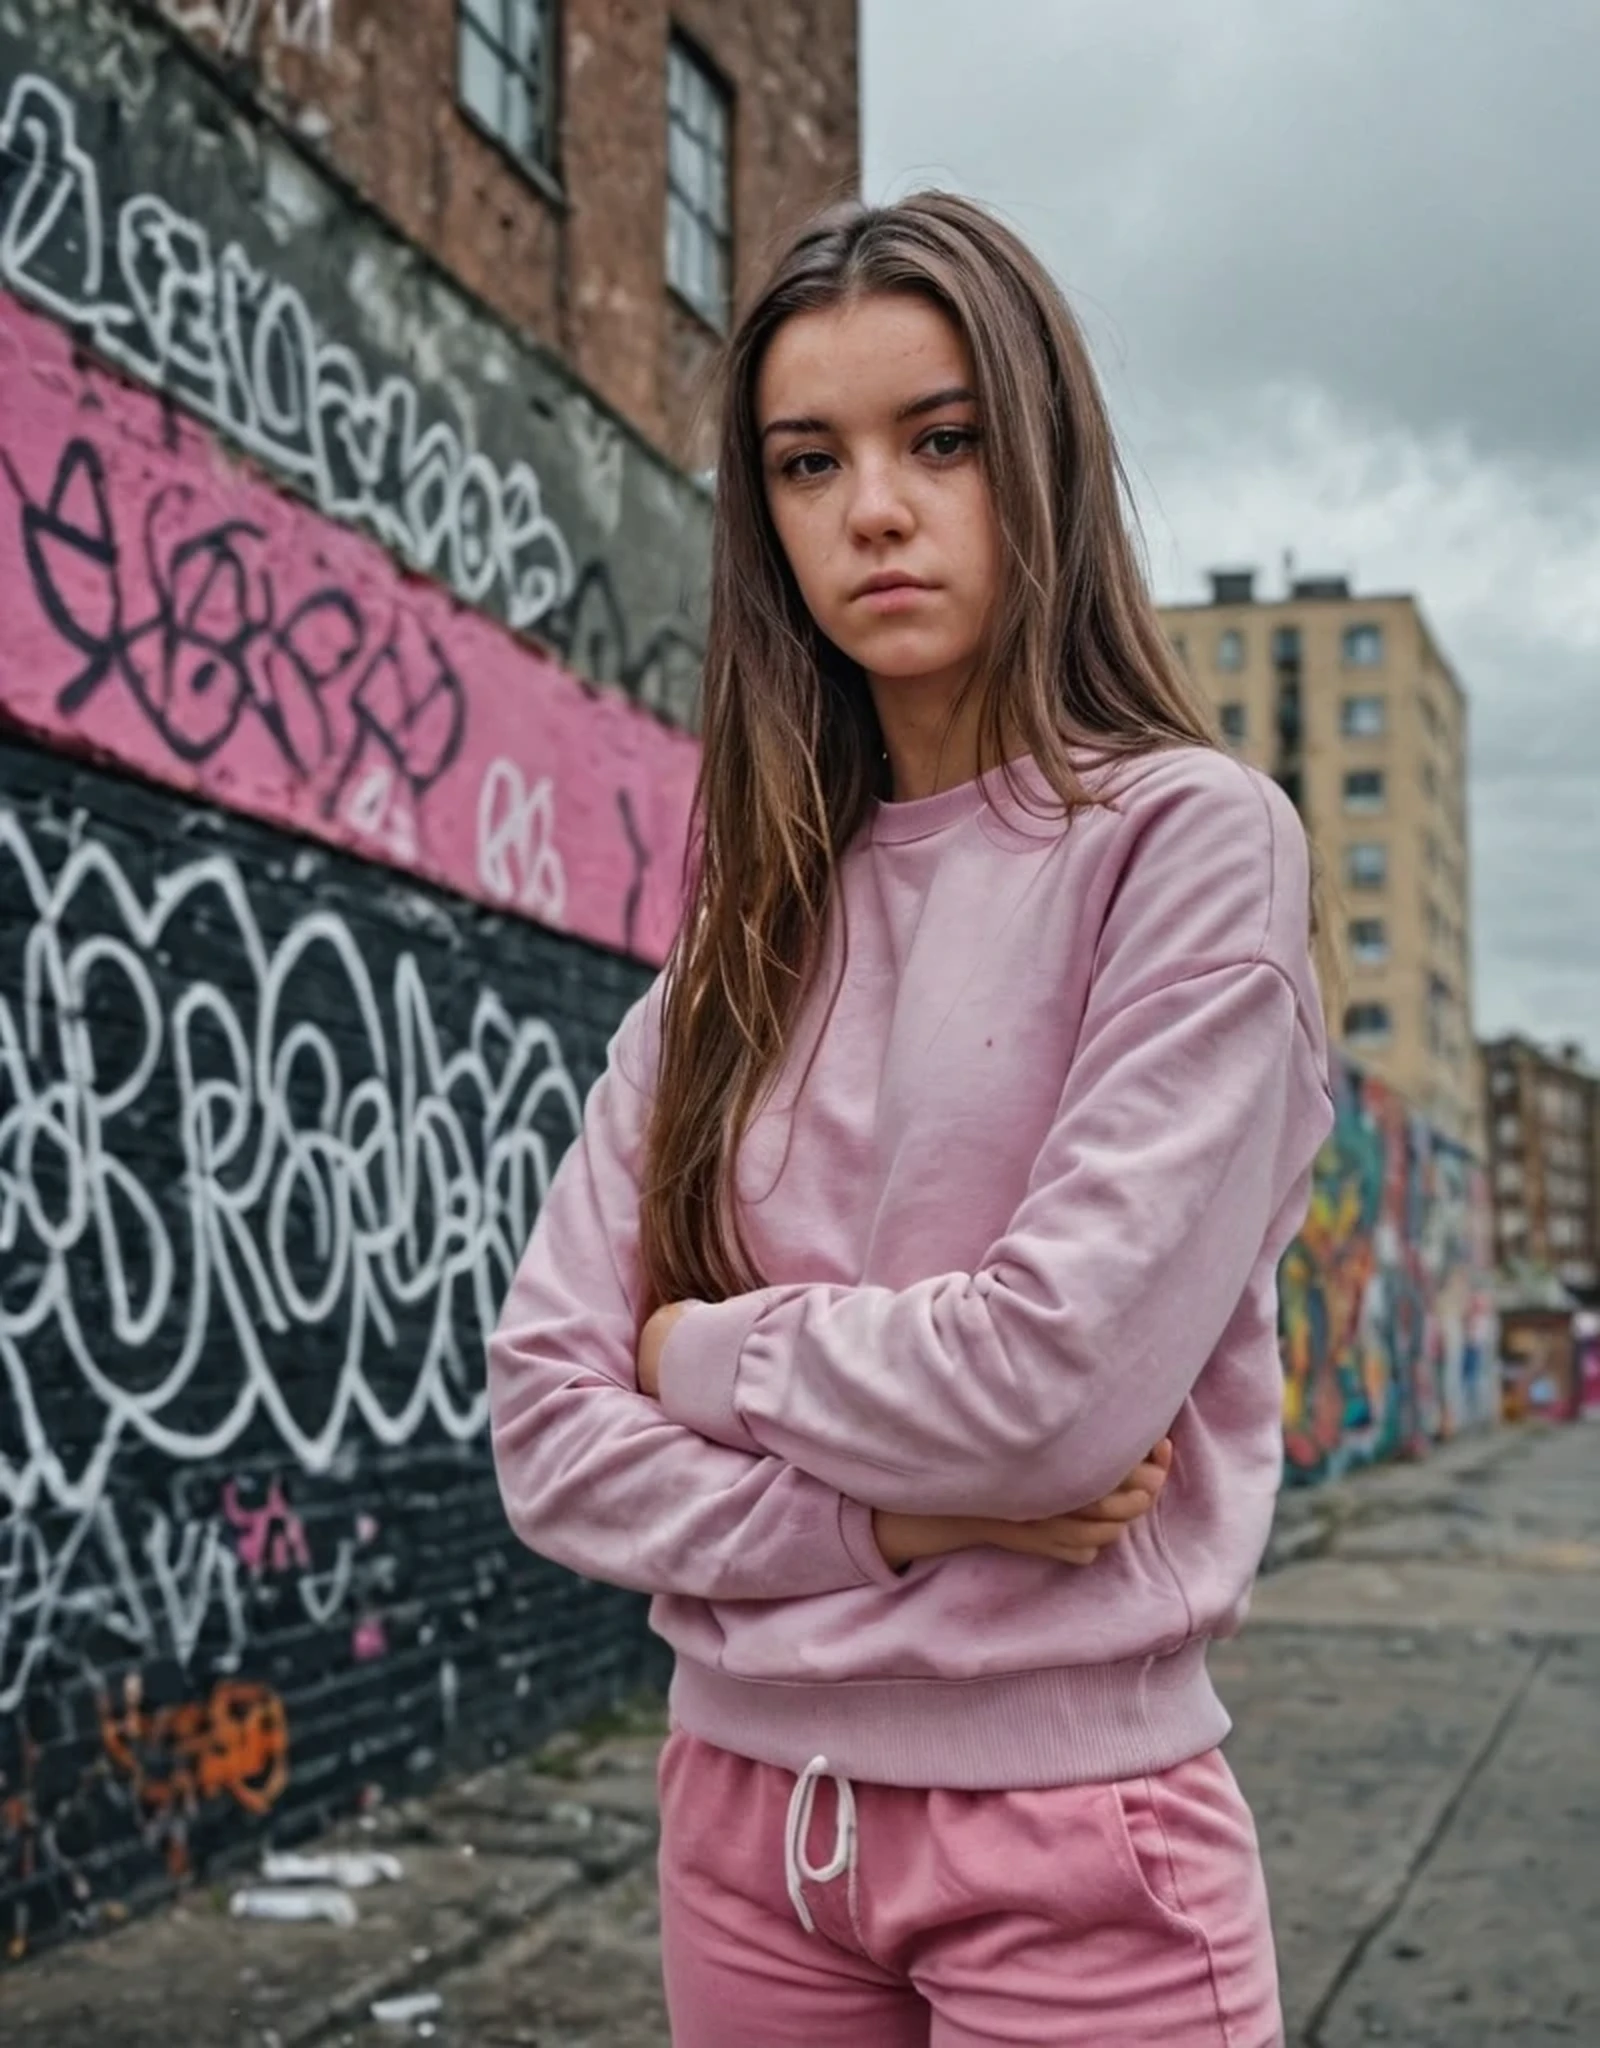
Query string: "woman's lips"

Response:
xmin=854 ymin=580 xmax=935 ymax=611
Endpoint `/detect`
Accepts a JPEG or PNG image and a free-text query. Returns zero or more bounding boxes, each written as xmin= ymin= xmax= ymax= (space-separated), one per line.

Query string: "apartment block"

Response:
xmin=1160 ymin=570 xmax=1479 ymax=1150
xmin=1482 ymin=1036 xmax=1600 ymax=1292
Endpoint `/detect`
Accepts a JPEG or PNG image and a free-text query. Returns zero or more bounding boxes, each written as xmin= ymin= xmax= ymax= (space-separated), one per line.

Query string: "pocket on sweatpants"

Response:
xmin=1107 ymin=1775 xmax=1193 ymax=1927
xmin=1109 ymin=1748 xmax=1264 ymax=1934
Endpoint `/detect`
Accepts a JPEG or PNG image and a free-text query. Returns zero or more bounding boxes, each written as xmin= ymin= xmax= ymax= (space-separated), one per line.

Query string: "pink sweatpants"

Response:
xmin=657 ymin=1729 xmax=1283 ymax=2046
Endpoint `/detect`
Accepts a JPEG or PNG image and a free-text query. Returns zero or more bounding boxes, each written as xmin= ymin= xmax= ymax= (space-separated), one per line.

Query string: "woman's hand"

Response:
xmin=636 ymin=1301 xmax=690 ymax=1398
xmin=872 ymin=1439 xmax=1173 ymax=1571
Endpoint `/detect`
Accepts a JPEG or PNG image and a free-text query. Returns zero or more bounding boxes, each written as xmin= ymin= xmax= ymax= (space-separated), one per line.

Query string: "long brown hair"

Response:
xmin=640 ymin=190 xmax=1223 ymax=1308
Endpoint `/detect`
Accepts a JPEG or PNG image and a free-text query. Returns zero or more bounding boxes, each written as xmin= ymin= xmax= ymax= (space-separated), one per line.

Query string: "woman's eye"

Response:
xmin=921 ymin=427 xmax=977 ymax=459
xmin=781 ymin=450 xmax=836 ymax=481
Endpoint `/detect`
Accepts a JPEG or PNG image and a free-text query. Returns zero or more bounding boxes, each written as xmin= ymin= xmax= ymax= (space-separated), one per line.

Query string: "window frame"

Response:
xmin=1341 ymin=622 xmax=1385 ymax=668
xmin=1340 ymin=692 xmax=1387 ymax=738
xmin=1343 ymin=1001 xmax=1394 ymax=1045
xmin=1218 ymin=701 xmax=1248 ymax=744
xmin=456 ymin=0 xmax=563 ymax=193
xmin=1342 ymin=767 xmax=1386 ymax=814
xmin=665 ymin=30 xmax=734 ymax=333
xmin=1345 ymin=841 xmax=1388 ymax=890
xmin=1215 ymin=628 xmax=1246 ymax=673
xmin=1348 ymin=916 xmax=1389 ymax=965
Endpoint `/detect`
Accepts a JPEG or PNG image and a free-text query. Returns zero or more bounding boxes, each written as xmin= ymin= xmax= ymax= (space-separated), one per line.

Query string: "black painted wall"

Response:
xmin=0 ymin=736 xmax=661 ymax=1959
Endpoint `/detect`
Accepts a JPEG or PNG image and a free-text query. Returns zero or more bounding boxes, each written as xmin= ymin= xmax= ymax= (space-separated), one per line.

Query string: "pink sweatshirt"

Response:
xmin=489 ymin=747 xmax=1334 ymax=1789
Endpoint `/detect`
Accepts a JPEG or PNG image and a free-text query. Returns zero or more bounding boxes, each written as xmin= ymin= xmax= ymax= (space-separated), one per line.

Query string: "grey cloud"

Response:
xmin=866 ymin=0 xmax=1600 ymax=467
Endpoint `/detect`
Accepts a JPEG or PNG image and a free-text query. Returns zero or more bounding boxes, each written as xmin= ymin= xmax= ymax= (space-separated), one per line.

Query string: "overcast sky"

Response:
xmin=863 ymin=0 xmax=1600 ymax=1057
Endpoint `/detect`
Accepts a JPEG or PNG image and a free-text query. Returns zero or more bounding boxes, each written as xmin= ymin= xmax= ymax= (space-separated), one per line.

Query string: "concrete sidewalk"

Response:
xmin=5 ymin=1421 xmax=1597 ymax=2047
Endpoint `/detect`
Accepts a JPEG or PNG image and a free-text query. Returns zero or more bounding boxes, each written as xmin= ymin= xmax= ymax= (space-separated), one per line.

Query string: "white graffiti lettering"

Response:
xmin=0 ymin=73 xmax=575 ymax=631
xmin=0 ymin=1494 xmax=248 ymax=1714
xmin=0 ymin=806 xmax=583 ymax=1706
xmin=476 ymin=758 xmax=568 ymax=924
xmin=160 ymin=0 xmax=334 ymax=62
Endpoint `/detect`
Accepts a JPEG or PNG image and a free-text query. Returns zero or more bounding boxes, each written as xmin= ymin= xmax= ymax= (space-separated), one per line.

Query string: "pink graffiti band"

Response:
xmin=0 ymin=292 xmax=696 ymax=965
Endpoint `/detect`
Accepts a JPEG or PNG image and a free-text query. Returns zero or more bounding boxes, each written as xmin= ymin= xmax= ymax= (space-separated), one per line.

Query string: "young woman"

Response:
xmin=489 ymin=192 xmax=1332 ymax=2045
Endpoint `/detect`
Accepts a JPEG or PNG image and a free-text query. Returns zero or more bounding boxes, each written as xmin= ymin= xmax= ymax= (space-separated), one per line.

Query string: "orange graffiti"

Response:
xmin=100 ymin=1676 xmax=289 ymax=1829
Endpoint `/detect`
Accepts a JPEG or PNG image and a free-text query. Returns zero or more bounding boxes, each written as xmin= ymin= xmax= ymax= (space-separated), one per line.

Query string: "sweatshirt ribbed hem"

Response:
xmin=667 ymin=1639 xmax=1229 ymax=1791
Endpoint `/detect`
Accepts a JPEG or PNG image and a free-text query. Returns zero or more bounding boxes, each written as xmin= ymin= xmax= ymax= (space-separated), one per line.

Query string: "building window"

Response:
xmin=457 ymin=0 xmax=559 ymax=176
xmin=1344 ymin=1002 xmax=1393 ymax=1045
xmin=1349 ymin=917 xmax=1388 ymax=964
xmin=1272 ymin=626 xmax=1301 ymax=665
xmin=1215 ymin=628 xmax=1246 ymax=672
xmin=1345 ymin=842 xmax=1387 ymax=890
xmin=1342 ymin=623 xmax=1385 ymax=667
xmin=1421 ymin=758 xmax=1439 ymax=800
xmin=666 ymin=36 xmax=732 ymax=329
xmin=1341 ymin=693 xmax=1386 ymax=738
xmin=1343 ymin=768 xmax=1386 ymax=814
xmin=1219 ymin=701 xmax=1248 ymax=744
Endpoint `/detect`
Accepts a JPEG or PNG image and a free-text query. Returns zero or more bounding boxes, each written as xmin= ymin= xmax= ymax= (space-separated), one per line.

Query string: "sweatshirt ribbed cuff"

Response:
xmin=656 ymin=1292 xmax=771 ymax=1453
xmin=837 ymin=1497 xmax=905 ymax=1589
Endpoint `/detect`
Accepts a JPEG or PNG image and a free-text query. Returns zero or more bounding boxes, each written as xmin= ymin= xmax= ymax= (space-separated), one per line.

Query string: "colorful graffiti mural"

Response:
xmin=1279 ymin=1055 xmax=1498 ymax=1485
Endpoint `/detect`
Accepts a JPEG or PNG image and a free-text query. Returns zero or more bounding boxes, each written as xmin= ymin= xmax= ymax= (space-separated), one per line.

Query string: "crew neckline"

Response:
xmin=869 ymin=755 xmax=1046 ymax=846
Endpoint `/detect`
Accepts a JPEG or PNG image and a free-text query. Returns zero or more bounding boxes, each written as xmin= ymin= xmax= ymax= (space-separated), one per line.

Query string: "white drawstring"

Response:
xmin=782 ymin=1754 xmax=858 ymax=1935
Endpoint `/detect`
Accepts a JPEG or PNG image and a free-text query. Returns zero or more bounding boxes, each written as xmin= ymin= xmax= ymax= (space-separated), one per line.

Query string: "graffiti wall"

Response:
xmin=0 ymin=742 xmax=662 ymax=1958
xmin=1279 ymin=1056 xmax=1498 ymax=1486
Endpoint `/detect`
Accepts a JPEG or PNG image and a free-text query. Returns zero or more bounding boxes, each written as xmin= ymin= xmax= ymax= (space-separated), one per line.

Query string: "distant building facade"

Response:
xmin=1481 ymin=1035 xmax=1600 ymax=1294
xmin=1160 ymin=571 xmax=1480 ymax=1152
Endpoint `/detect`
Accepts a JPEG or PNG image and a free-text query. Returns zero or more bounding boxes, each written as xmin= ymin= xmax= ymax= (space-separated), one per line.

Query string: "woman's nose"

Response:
xmin=845 ymin=457 xmax=913 ymax=540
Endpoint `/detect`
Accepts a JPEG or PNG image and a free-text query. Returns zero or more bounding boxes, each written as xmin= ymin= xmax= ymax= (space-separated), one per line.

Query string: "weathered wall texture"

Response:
xmin=0 ymin=11 xmax=711 ymax=726
xmin=1279 ymin=1056 xmax=1499 ymax=1486
xmin=142 ymin=0 xmax=861 ymax=466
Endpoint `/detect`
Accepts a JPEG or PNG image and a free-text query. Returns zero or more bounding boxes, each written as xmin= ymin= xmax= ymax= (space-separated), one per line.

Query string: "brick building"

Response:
xmin=0 ymin=0 xmax=856 ymax=1961
xmin=1160 ymin=570 xmax=1481 ymax=1153
xmin=1481 ymin=1035 xmax=1600 ymax=1294
xmin=244 ymin=0 xmax=858 ymax=467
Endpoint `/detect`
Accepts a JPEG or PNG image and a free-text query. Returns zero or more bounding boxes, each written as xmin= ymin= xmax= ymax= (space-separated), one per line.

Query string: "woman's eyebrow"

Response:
xmin=759 ymin=385 xmax=978 ymax=445
xmin=895 ymin=384 xmax=977 ymax=421
xmin=760 ymin=413 xmax=830 ymax=444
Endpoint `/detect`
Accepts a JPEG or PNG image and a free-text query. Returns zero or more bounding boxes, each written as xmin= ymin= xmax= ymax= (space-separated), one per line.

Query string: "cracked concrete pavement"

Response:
xmin=4 ymin=1421 xmax=1596 ymax=2046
